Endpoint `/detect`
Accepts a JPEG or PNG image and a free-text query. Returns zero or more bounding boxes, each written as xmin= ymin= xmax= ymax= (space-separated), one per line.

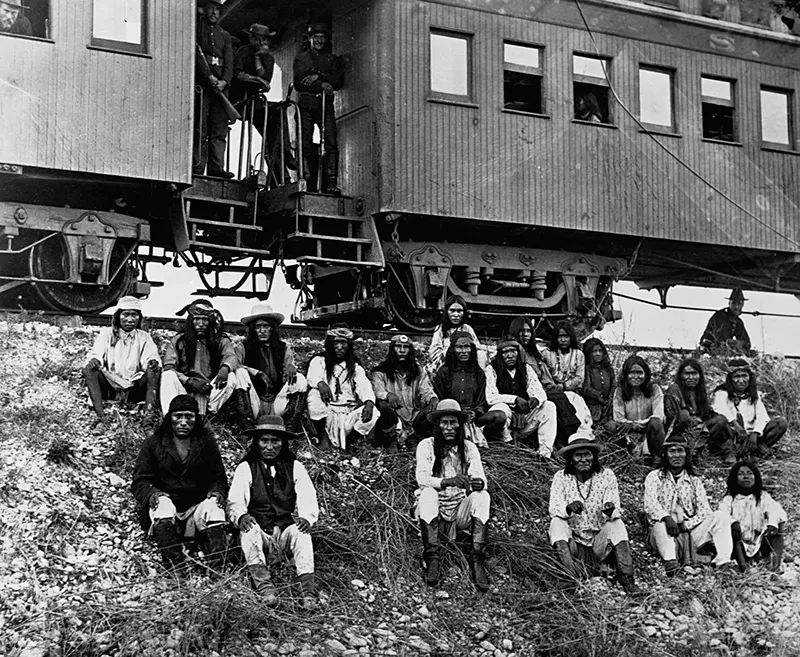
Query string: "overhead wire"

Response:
xmin=613 ymin=290 xmax=800 ymax=318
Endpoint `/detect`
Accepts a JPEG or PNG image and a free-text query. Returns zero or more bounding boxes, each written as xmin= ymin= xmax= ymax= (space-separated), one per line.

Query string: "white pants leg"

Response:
xmin=650 ymin=521 xmax=678 ymax=562
xmin=534 ymin=400 xmax=557 ymax=458
xmin=278 ymin=523 xmax=315 ymax=575
xmin=488 ymin=402 xmax=514 ymax=442
xmin=273 ymin=373 xmax=308 ymax=417
xmin=418 ymin=487 xmax=441 ymax=523
xmin=192 ymin=497 xmax=226 ymax=532
xmin=207 ymin=372 xmax=239 ymax=415
xmin=306 ymin=388 xmax=328 ymax=421
xmin=690 ymin=510 xmax=733 ymax=566
xmin=239 ymin=525 xmax=269 ymax=566
xmin=150 ymin=496 xmax=179 ymax=524
xmin=591 ymin=519 xmax=629 ymax=561
xmin=160 ymin=370 xmax=189 ymax=416
xmin=564 ymin=391 xmax=593 ymax=429
xmin=453 ymin=490 xmax=491 ymax=529
xmin=548 ymin=517 xmax=573 ymax=545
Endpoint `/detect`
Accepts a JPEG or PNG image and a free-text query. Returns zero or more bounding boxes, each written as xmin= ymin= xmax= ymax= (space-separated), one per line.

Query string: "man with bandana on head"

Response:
xmin=83 ymin=296 xmax=161 ymax=429
xmin=306 ymin=324 xmax=378 ymax=451
xmin=160 ymin=299 xmax=240 ymax=418
xmin=371 ymin=334 xmax=437 ymax=452
xmin=131 ymin=394 xmax=228 ymax=569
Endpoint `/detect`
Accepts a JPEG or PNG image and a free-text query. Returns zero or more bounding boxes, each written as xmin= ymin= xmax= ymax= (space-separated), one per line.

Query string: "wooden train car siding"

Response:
xmin=0 ymin=0 xmax=193 ymax=184
xmin=381 ymin=0 xmax=800 ymax=254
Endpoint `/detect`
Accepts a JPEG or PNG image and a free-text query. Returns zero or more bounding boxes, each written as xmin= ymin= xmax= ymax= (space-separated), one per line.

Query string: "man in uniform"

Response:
xmin=195 ymin=0 xmax=234 ymax=178
xmin=292 ymin=22 xmax=344 ymax=194
xmin=0 ymin=0 xmax=32 ymax=35
xmin=699 ymin=289 xmax=752 ymax=354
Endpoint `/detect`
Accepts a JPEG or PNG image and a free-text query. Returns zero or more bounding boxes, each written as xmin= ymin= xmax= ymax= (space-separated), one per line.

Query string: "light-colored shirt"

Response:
xmin=415 ymin=437 xmax=486 ymax=517
xmin=712 ymin=390 xmax=770 ymax=435
xmin=718 ymin=492 xmax=787 ymax=558
xmin=613 ymin=386 xmax=664 ymax=427
xmin=541 ymin=347 xmax=585 ymax=391
xmin=306 ymin=356 xmax=375 ymax=406
xmin=371 ymin=368 xmax=436 ymax=423
xmin=227 ymin=460 xmax=319 ymax=527
xmin=86 ymin=327 xmax=161 ymax=388
xmin=484 ymin=363 xmax=547 ymax=407
xmin=548 ymin=468 xmax=621 ymax=545
xmin=643 ymin=469 xmax=712 ymax=531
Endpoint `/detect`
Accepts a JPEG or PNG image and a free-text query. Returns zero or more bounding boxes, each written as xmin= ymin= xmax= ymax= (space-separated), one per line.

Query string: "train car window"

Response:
xmin=639 ymin=66 xmax=674 ymax=130
xmin=429 ymin=30 xmax=471 ymax=100
xmin=90 ymin=0 xmax=147 ymax=54
xmin=701 ymin=76 xmax=736 ymax=142
xmin=573 ymin=54 xmax=611 ymax=124
xmin=503 ymin=42 xmax=543 ymax=114
xmin=0 ymin=1 xmax=50 ymax=39
xmin=760 ymin=87 xmax=793 ymax=147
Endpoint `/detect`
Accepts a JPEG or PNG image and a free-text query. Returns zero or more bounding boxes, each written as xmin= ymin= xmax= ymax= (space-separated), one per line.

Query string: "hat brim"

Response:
xmin=244 ymin=425 xmax=298 ymax=439
xmin=241 ymin=311 xmax=285 ymax=326
xmin=558 ymin=439 xmax=600 ymax=458
xmin=427 ymin=409 xmax=470 ymax=423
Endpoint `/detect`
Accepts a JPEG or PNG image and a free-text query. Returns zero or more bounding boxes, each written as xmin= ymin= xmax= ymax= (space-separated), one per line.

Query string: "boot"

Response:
xmin=470 ymin=519 xmax=490 ymax=593
xmin=283 ymin=393 xmax=306 ymax=434
xmin=247 ymin=564 xmax=278 ymax=605
xmin=298 ymin=572 xmax=319 ymax=610
xmin=664 ymin=559 xmax=681 ymax=578
xmin=323 ymin=152 xmax=340 ymax=195
xmin=613 ymin=541 xmax=641 ymax=595
xmin=764 ymin=533 xmax=784 ymax=572
xmin=152 ymin=519 xmax=185 ymax=568
xmin=312 ymin=419 xmax=332 ymax=450
xmin=553 ymin=540 xmax=581 ymax=579
xmin=202 ymin=522 xmax=228 ymax=569
xmin=420 ymin=518 xmax=440 ymax=587
xmin=233 ymin=389 xmax=253 ymax=425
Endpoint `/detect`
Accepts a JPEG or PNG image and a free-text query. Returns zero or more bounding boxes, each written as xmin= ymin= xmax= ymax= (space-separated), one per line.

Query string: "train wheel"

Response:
xmin=29 ymin=237 xmax=133 ymax=313
xmin=385 ymin=264 xmax=439 ymax=333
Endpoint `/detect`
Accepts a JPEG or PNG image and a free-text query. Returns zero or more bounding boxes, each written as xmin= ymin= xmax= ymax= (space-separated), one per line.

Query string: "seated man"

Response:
xmin=371 ymin=334 xmax=437 ymax=452
xmin=548 ymin=428 xmax=638 ymax=594
xmin=484 ymin=337 xmax=557 ymax=456
xmin=306 ymin=325 xmax=378 ymax=450
xmin=644 ymin=436 xmax=733 ymax=577
xmin=235 ymin=302 xmax=307 ymax=429
xmin=699 ymin=288 xmax=751 ymax=355
xmin=0 ymin=1 xmax=32 ymax=35
xmin=228 ymin=415 xmax=320 ymax=608
xmin=131 ymin=395 xmax=228 ymax=568
xmin=83 ymin=295 xmax=161 ymax=428
xmin=160 ymin=299 xmax=240 ymax=418
xmin=415 ymin=399 xmax=490 ymax=592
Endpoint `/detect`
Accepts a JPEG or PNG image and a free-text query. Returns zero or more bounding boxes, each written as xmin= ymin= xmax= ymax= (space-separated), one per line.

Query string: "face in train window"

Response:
xmin=503 ymin=42 xmax=543 ymax=114
xmin=91 ymin=0 xmax=147 ymax=54
xmin=701 ymin=76 xmax=736 ymax=142
xmin=0 ymin=0 xmax=50 ymax=39
xmin=639 ymin=66 xmax=675 ymax=130
xmin=760 ymin=87 xmax=793 ymax=147
xmin=429 ymin=30 xmax=471 ymax=99
xmin=573 ymin=55 xmax=611 ymax=124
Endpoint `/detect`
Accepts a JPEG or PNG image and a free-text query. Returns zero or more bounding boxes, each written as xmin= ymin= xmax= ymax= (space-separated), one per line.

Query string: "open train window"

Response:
xmin=429 ymin=30 xmax=472 ymax=101
xmin=639 ymin=66 xmax=675 ymax=131
xmin=90 ymin=0 xmax=148 ymax=55
xmin=0 ymin=1 xmax=50 ymax=39
xmin=503 ymin=42 xmax=543 ymax=115
xmin=573 ymin=54 xmax=612 ymax=124
xmin=760 ymin=87 xmax=793 ymax=148
xmin=701 ymin=76 xmax=736 ymax=142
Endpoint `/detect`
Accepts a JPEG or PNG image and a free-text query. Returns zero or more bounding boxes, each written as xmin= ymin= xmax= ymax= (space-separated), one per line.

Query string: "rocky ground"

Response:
xmin=1 ymin=317 xmax=800 ymax=657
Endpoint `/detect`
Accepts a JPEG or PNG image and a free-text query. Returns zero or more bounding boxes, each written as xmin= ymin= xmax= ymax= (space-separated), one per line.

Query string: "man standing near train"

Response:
xmin=699 ymin=289 xmax=752 ymax=354
xmin=293 ymin=22 xmax=345 ymax=194
xmin=194 ymin=0 xmax=235 ymax=179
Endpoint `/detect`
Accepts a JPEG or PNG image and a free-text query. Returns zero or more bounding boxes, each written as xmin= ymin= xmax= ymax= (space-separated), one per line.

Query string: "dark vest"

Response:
xmin=248 ymin=460 xmax=296 ymax=532
xmin=243 ymin=339 xmax=287 ymax=397
xmin=495 ymin=366 xmax=528 ymax=399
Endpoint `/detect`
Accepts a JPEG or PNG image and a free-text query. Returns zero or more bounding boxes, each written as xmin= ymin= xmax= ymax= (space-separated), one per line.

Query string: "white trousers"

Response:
xmin=239 ymin=523 xmax=314 ymax=575
xmin=549 ymin=517 xmax=628 ymax=561
xmin=489 ymin=400 xmax=558 ymax=457
xmin=150 ymin=496 xmax=226 ymax=538
xmin=243 ymin=371 xmax=308 ymax=420
xmin=160 ymin=369 xmax=239 ymax=417
xmin=650 ymin=510 xmax=733 ymax=566
xmin=417 ymin=488 xmax=491 ymax=525
xmin=564 ymin=391 xmax=594 ymax=429
xmin=307 ymin=389 xmax=379 ymax=449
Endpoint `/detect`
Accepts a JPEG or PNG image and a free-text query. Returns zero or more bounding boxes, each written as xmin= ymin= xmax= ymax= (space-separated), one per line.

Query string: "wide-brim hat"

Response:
xmin=244 ymin=415 xmax=297 ymax=439
xmin=427 ymin=399 xmax=469 ymax=423
xmin=728 ymin=288 xmax=747 ymax=302
xmin=558 ymin=427 xmax=599 ymax=458
xmin=115 ymin=295 xmax=142 ymax=313
xmin=249 ymin=23 xmax=276 ymax=38
xmin=307 ymin=22 xmax=330 ymax=36
xmin=197 ymin=0 xmax=224 ymax=6
xmin=2 ymin=1 xmax=28 ymax=9
xmin=241 ymin=302 xmax=284 ymax=326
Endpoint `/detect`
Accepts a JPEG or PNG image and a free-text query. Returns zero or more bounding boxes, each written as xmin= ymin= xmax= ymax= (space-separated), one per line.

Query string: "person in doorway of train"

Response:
xmin=541 ymin=321 xmax=585 ymax=393
xmin=415 ymin=399 xmax=491 ymax=592
xmin=699 ymin=288 xmax=752 ymax=354
xmin=194 ymin=0 xmax=235 ymax=179
xmin=710 ymin=357 xmax=787 ymax=461
xmin=432 ymin=331 xmax=490 ymax=447
xmin=0 ymin=0 xmax=31 ymax=34
xmin=548 ymin=429 xmax=639 ymax=594
xmin=427 ymin=295 xmax=484 ymax=376
xmin=160 ymin=299 xmax=240 ymax=419
xmin=644 ymin=435 xmax=734 ymax=577
xmin=608 ymin=355 xmax=666 ymax=464
xmin=483 ymin=337 xmax=558 ymax=456
xmin=234 ymin=302 xmax=307 ymax=431
xmin=582 ymin=337 xmax=616 ymax=427
xmin=131 ymin=395 xmax=228 ymax=569
xmin=370 ymin=334 xmax=438 ymax=453
xmin=83 ymin=295 xmax=161 ymax=431
xmin=719 ymin=460 xmax=786 ymax=573
xmin=306 ymin=325 xmax=379 ymax=451
xmin=293 ymin=22 xmax=344 ymax=194
xmin=227 ymin=415 xmax=321 ymax=608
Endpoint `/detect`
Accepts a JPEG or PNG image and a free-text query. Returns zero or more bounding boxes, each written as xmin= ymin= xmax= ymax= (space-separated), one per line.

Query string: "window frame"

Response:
xmin=502 ymin=40 xmax=546 ymax=117
xmin=0 ymin=1 xmax=53 ymax=41
xmin=637 ymin=64 xmax=677 ymax=133
xmin=572 ymin=52 xmax=614 ymax=126
xmin=89 ymin=0 xmax=149 ymax=56
xmin=428 ymin=28 xmax=474 ymax=105
xmin=759 ymin=86 xmax=795 ymax=151
xmin=700 ymin=74 xmax=738 ymax=144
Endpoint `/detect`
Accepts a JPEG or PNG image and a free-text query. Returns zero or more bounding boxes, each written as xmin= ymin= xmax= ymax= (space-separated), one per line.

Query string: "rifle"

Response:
xmin=196 ymin=44 xmax=241 ymax=122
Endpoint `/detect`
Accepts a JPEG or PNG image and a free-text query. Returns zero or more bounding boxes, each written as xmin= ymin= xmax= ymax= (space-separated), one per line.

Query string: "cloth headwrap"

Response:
xmin=116 ymin=296 xmax=142 ymax=313
xmin=727 ymin=357 xmax=751 ymax=373
xmin=327 ymin=327 xmax=354 ymax=340
xmin=390 ymin=334 xmax=410 ymax=344
xmin=497 ymin=338 xmax=521 ymax=352
xmin=450 ymin=330 xmax=473 ymax=345
xmin=168 ymin=394 xmax=199 ymax=415
xmin=176 ymin=299 xmax=215 ymax=318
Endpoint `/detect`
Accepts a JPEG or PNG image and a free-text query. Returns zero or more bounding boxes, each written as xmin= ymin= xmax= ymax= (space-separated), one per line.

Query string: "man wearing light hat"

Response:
xmin=83 ymin=295 xmax=161 ymax=427
xmin=0 ymin=0 xmax=32 ymax=34
xmin=227 ymin=415 xmax=320 ymax=607
xmin=235 ymin=302 xmax=307 ymax=425
xmin=699 ymin=288 xmax=752 ymax=354
xmin=548 ymin=428 xmax=639 ymax=593
xmin=415 ymin=399 xmax=491 ymax=592
xmin=371 ymin=333 xmax=437 ymax=452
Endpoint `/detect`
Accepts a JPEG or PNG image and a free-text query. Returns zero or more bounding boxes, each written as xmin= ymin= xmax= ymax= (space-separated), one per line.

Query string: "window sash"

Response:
xmin=760 ymin=88 xmax=792 ymax=146
xmin=91 ymin=0 xmax=147 ymax=53
xmin=639 ymin=67 xmax=674 ymax=128
xmin=430 ymin=30 xmax=471 ymax=98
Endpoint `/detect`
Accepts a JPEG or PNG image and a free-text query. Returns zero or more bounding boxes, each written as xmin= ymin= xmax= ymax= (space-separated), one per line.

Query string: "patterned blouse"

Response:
xmin=643 ymin=469 xmax=712 ymax=531
xmin=613 ymin=386 xmax=665 ymax=427
xmin=549 ymin=468 xmax=621 ymax=545
xmin=718 ymin=491 xmax=786 ymax=557
xmin=541 ymin=347 xmax=585 ymax=391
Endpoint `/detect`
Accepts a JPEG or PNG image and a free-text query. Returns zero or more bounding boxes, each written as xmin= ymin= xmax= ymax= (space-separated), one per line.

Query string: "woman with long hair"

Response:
xmin=582 ymin=337 xmax=615 ymax=425
xmin=426 ymin=295 xmax=484 ymax=375
xmin=610 ymin=355 xmax=665 ymax=462
xmin=541 ymin=320 xmax=585 ymax=393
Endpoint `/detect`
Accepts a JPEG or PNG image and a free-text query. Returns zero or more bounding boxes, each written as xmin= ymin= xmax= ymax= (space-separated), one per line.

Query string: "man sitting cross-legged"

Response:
xmin=548 ymin=428 xmax=639 ymax=594
xmin=415 ymin=399 xmax=491 ymax=592
xmin=228 ymin=415 xmax=321 ymax=608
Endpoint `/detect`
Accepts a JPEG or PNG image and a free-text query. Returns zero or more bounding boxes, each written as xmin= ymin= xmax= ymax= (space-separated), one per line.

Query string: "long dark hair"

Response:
xmin=373 ymin=341 xmax=421 ymax=385
xmin=240 ymin=433 xmax=295 ymax=465
xmin=110 ymin=308 xmax=143 ymax=346
xmin=725 ymin=460 xmax=763 ymax=503
xmin=443 ymin=338 xmax=478 ymax=372
xmin=716 ymin=368 xmax=759 ymax=402
xmin=431 ymin=418 xmax=467 ymax=478
xmin=153 ymin=409 xmax=210 ymax=443
xmin=674 ymin=358 xmax=712 ymax=419
xmin=491 ymin=340 xmax=528 ymax=391
xmin=549 ymin=320 xmax=579 ymax=352
xmin=243 ymin=319 xmax=288 ymax=380
xmin=320 ymin=334 xmax=360 ymax=382
xmin=659 ymin=441 xmax=695 ymax=476
xmin=583 ymin=337 xmax=612 ymax=371
xmin=508 ymin=316 xmax=543 ymax=361
xmin=564 ymin=449 xmax=603 ymax=476
xmin=180 ymin=311 xmax=225 ymax=373
xmin=440 ymin=295 xmax=469 ymax=334
xmin=619 ymin=354 xmax=656 ymax=401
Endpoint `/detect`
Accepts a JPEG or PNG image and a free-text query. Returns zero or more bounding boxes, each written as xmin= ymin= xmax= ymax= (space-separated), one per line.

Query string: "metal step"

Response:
xmin=287 ymin=232 xmax=370 ymax=244
xmin=188 ymin=240 xmax=274 ymax=256
xmin=184 ymin=195 xmax=249 ymax=208
xmin=296 ymin=255 xmax=382 ymax=267
xmin=298 ymin=212 xmax=363 ymax=222
xmin=187 ymin=217 xmax=262 ymax=231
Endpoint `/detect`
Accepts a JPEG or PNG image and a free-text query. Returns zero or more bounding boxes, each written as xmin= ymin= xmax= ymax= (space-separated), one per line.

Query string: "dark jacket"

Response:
xmin=248 ymin=460 xmax=296 ymax=532
xmin=131 ymin=429 xmax=228 ymax=529
xmin=293 ymin=49 xmax=344 ymax=95
xmin=232 ymin=44 xmax=275 ymax=104
xmin=432 ymin=365 xmax=488 ymax=416
xmin=196 ymin=20 xmax=234 ymax=88
xmin=700 ymin=309 xmax=751 ymax=352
